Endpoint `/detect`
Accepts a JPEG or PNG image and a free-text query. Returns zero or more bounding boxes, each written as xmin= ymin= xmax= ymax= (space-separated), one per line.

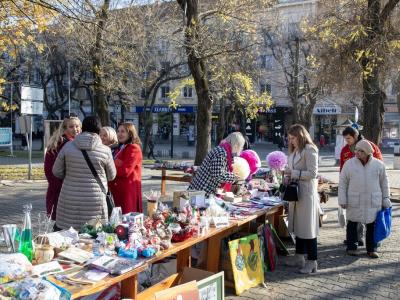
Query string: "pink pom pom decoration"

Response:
xmin=266 ymin=151 xmax=287 ymax=170
xmin=240 ymin=150 xmax=261 ymax=175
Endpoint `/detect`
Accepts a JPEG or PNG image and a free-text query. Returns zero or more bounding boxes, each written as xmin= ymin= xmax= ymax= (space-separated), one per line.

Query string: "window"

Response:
xmin=142 ymin=71 xmax=149 ymax=80
xmin=85 ymin=71 xmax=93 ymax=80
xmin=288 ymin=22 xmax=301 ymax=39
xmin=183 ymin=86 xmax=193 ymax=98
xmin=260 ymin=83 xmax=272 ymax=94
xmin=160 ymin=61 xmax=170 ymax=73
xmin=140 ymin=88 xmax=149 ymax=99
xmin=264 ymin=32 xmax=277 ymax=47
xmin=161 ymin=86 xmax=170 ymax=99
xmin=260 ymin=55 xmax=274 ymax=70
xmin=160 ymin=40 xmax=170 ymax=52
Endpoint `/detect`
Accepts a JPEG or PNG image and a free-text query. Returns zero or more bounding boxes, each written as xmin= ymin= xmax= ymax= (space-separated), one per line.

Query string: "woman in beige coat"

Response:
xmin=284 ymin=124 xmax=320 ymax=274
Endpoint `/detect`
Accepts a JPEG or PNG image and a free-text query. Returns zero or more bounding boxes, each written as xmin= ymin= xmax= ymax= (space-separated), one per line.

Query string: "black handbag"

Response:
xmin=81 ymin=150 xmax=115 ymax=217
xmin=281 ymin=170 xmax=301 ymax=202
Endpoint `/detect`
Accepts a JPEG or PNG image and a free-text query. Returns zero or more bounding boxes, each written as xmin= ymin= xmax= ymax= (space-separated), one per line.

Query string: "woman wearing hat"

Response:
xmin=338 ymin=140 xmax=391 ymax=258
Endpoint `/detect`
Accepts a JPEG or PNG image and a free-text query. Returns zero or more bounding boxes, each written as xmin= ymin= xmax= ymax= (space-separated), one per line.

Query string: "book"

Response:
xmin=58 ymin=247 xmax=94 ymax=264
xmin=89 ymin=255 xmax=144 ymax=275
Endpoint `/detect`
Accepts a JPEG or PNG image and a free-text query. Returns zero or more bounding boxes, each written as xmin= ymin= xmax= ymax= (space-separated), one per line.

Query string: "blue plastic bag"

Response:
xmin=374 ymin=207 xmax=392 ymax=244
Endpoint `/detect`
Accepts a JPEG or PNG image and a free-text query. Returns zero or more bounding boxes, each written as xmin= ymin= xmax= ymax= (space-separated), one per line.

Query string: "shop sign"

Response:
xmin=258 ymin=107 xmax=276 ymax=114
xmin=313 ymin=106 xmax=341 ymax=115
xmin=134 ymin=106 xmax=197 ymax=113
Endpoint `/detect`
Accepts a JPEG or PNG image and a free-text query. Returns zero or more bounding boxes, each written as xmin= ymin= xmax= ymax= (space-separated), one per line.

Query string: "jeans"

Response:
xmin=347 ymin=221 xmax=377 ymax=252
xmin=296 ymin=237 xmax=317 ymax=261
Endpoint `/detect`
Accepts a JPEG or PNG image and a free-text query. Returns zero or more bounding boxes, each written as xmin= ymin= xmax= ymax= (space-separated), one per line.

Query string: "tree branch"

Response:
xmin=380 ymin=0 xmax=400 ymax=23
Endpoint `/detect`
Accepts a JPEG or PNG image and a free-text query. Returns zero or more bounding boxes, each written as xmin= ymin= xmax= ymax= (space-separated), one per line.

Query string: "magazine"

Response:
xmin=89 ymin=256 xmax=144 ymax=275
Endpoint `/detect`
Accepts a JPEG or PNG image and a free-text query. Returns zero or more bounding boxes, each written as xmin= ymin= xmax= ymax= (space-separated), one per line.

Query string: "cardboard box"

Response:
xmin=173 ymin=191 xmax=189 ymax=208
xmin=142 ymin=267 xmax=224 ymax=300
xmin=278 ymin=214 xmax=289 ymax=238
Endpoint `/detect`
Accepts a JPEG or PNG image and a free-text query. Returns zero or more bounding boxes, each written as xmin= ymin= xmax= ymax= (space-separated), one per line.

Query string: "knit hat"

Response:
xmin=355 ymin=140 xmax=374 ymax=155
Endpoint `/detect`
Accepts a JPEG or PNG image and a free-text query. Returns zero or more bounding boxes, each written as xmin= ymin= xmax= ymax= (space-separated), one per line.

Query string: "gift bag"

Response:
xmin=263 ymin=224 xmax=278 ymax=272
xmin=229 ymin=234 xmax=264 ymax=295
xmin=374 ymin=207 xmax=392 ymax=244
xmin=338 ymin=207 xmax=346 ymax=228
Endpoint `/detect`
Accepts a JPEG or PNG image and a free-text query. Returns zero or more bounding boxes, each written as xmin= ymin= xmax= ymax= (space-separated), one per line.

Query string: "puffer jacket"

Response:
xmin=53 ymin=132 xmax=116 ymax=229
xmin=338 ymin=156 xmax=391 ymax=224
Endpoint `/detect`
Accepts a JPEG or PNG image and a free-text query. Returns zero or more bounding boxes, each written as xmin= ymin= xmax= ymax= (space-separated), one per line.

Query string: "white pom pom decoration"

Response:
xmin=232 ymin=157 xmax=251 ymax=180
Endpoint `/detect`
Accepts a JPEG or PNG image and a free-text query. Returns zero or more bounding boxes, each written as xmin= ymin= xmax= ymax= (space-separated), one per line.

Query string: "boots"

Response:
xmin=299 ymin=260 xmax=318 ymax=274
xmin=285 ymin=254 xmax=305 ymax=268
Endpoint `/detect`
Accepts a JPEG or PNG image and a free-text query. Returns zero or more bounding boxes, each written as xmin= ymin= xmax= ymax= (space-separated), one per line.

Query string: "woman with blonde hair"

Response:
xmin=44 ymin=116 xmax=81 ymax=220
xmin=109 ymin=122 xmax=143 ymax=213
xmin=99 ymin=126 xmax=118 ymax=147
xmin=284 ymin=124 xmax=320 ymax=274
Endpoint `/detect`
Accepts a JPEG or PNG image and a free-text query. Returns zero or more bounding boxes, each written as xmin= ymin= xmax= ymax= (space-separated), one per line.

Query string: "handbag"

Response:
xmin=374 ymin=207 xmax=392 ymax=244
xmin=81 ymin=150 xmax=115 ymax=217
xmin=281 ymin=170 xmax=301 ymax=202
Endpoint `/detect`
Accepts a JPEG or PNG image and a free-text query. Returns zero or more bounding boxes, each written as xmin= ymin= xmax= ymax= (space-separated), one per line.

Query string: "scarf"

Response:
xmin=219 ymin=142 xmax=233 ymax=192
xmin=113 ymin=143 xmax=126 ymax=160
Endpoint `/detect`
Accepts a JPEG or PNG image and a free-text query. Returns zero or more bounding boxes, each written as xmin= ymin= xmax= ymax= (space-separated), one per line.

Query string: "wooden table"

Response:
xmin=157 ymin=168 xmax=192 ymax=196
xmin=47 ymin=263 xmax=148 ymax=299
xmin=48 ymin=203 xmax=283 ymax=300
xmin=138 ymin=203 xmax=284 ymax=299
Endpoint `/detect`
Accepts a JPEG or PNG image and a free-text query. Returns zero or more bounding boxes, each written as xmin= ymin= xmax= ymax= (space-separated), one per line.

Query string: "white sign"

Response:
xmin=21 ymin=86 xmax=44 ymax=115
xmin=21 ymin=100 xmax=43 ymax=115
xmin=313 ymin=106 xmax=341 ymax=115
xmin=21 ymin=86 xmax=44 ymax=101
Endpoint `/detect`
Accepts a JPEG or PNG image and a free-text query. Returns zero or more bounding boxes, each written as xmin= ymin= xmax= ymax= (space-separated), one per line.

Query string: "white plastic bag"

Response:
xmin=338 ymin=207 xmax=346 ymax=228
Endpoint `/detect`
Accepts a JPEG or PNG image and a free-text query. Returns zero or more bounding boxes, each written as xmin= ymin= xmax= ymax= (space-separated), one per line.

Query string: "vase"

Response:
xmin=34 ymin=244 xmax=54 ymax=264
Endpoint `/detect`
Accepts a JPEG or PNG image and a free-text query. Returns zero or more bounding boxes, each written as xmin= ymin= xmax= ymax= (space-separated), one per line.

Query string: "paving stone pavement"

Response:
xmin=0 ymin=162 xmax=399 ymax=299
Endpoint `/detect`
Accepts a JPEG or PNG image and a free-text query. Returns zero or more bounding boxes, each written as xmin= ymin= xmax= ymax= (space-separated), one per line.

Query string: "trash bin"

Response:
xmin=394 ymin=143 xmax=400 ymax=170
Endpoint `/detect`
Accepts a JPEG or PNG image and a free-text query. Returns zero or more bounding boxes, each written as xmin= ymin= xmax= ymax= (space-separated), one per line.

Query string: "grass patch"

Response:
xmin=0 ymin=166 xmax=45 ymax=180
xmin=0 ymin=150 xmax=43 ymax=159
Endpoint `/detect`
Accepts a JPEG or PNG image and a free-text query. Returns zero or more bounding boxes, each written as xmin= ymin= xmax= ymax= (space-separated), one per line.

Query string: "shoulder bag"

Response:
xmin=281 ymin=152 xmax=301 ymax=202
xmin=81 ymin=150 xmax=115 ymax=217
xmin=281 ymin=170 xmax=301 ymax=202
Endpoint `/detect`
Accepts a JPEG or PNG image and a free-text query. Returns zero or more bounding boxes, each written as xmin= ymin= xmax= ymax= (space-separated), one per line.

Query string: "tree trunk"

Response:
xmin=361 ymin=0 xmax=384 ymax=145
xmin=216 ymin=98 xmax=226 ymax=143
xmin=362 ymin=71 xmax=384 ymax=144
xmin=92 ymin=0 xmax=110 ymax=126
xmin=178 ymin=0 xmax=212 ymax=165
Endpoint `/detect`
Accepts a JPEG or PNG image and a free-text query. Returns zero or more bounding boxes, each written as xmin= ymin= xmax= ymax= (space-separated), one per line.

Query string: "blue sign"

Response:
xmin=134 ymin=106 xmax=197 ymax=113
xmin=0 ymin=128 xmax=12 ymax=146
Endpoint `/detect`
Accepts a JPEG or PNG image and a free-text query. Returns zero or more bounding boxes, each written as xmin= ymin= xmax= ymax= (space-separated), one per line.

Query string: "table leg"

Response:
xmin=121 ymin=274 xmax=137 ymax=299
xmin=206 ymin=235 xmax=222 ymax=273
xmin=176 ymin=247 xmax=191 ymax=273
xmin=273 ymin=206 xmax=284 ymax=229
xmin=161 ymin=169 xmax=166 ymax=196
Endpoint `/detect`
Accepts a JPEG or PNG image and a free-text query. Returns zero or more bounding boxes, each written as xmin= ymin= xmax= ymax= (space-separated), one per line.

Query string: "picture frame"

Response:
xmin=197 ymin=271 xmax=225 ymax=300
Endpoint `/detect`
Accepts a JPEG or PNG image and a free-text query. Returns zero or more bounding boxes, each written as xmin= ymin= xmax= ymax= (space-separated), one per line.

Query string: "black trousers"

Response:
xmin=347 ymin=220 xmax=377 ymax=252
xmin=295 ymin=237 xmax=317 ymax=261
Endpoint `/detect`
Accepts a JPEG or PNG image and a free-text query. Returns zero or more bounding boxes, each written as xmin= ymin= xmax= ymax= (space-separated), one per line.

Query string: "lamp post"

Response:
xmin=67 ymin=62 xmax=71 ymax=115
xmin=170 ymin=109 xmax=174 ymax=158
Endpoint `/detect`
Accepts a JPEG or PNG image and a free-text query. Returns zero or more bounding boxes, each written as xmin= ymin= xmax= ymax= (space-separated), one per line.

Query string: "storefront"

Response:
xmin=312 ymin=102 xmax=341 ymax=146
xmin=256 ymin=107 xmax=288 ymax=143
xmin=132 ymin=105 xmax=197 ymax=141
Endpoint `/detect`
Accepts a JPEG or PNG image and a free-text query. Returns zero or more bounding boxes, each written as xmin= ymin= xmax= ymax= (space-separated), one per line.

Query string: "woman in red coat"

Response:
xmin=109 ymin=122 xmax=143 ymax=214
xmin=44 ymin=116 xmax=81 ymax=220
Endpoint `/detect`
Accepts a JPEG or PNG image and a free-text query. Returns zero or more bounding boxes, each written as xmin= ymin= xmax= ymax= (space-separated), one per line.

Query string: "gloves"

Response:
xmin=382 ymin=198 xmax=392 ymax=209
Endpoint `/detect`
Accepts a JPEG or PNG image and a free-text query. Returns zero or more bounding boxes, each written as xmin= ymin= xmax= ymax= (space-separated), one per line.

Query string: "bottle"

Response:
xmin=19 ymin=204 xmax=33 ymax=262
xmin=93 ymin=240 xmax=101 ymax=256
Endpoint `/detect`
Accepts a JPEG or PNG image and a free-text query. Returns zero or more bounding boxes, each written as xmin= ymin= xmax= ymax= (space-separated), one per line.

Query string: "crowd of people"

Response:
xmin=44 ymin=116 xmax=143 ymax=230
xmin=44 ymin=116 xmax=392 ymax=275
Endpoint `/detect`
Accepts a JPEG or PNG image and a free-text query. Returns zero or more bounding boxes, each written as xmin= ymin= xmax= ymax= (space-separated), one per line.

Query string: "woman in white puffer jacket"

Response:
xmin=338 ymin=140 xmax=391 ymax=258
